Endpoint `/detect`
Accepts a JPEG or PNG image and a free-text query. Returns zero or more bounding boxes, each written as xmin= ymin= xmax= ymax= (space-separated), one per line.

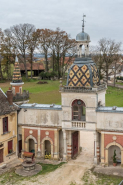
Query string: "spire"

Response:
xmin=82 ymin=14 xmax=86 ymax=32
xmin=12 ymin=56 xmax=22 ymax=83
xmin=15 ymin=55 xmax=18 ymax=63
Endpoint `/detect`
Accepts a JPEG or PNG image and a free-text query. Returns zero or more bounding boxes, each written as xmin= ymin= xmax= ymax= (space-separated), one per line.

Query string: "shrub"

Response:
xmin=113 ymin=149 xmax=117 ymax=163
xmin=39 ymin=71 xmax=58 ymax=80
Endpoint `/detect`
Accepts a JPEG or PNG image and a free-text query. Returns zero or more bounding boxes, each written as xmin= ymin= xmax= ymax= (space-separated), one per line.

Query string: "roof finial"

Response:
xmin=15 ymin=55 xmax=18 ymax=63
xmin=82 ymin=14 xmax=86 ymax=32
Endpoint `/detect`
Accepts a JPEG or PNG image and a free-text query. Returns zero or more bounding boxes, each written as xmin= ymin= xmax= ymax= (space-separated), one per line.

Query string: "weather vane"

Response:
xmin=82 ymin=14 xmax=86 ymax=32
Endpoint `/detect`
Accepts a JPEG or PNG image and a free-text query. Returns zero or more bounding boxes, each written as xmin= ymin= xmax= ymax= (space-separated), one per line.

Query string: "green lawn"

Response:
xmin=1 ymin=80 xmax=123 ymax=107
xmin=106 ymin=86 xmax=123 ymax=107
xmin=82 ymin=170 xmax=123 ymax=185
xmin=0 ymin=163 xmax=64 ymax=185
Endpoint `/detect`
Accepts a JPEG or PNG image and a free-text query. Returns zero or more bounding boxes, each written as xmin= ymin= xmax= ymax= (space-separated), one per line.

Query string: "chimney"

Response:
xmin=7 ymin=88 xmax=13 ymax=106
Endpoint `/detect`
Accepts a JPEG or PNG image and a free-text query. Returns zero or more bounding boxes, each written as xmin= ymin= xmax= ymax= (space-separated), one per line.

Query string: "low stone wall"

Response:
xmin=13 ymin=90 xmax=29 ymax=102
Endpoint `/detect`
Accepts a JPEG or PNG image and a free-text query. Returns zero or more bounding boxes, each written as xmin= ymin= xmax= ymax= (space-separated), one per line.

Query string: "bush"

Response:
xmin=39 ymin=71 xmax=58 ymax=80
xmin=116 ymin=76 xmax=123 ymax=80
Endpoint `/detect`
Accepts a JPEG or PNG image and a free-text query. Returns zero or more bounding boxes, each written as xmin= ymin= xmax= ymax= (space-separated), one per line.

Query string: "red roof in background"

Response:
xmin=19 ymin=62 xmax=45 ymax=71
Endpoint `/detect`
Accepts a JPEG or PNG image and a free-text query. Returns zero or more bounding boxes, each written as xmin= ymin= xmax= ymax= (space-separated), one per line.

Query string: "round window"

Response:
xmin=77 ymin=100 xmax=81 ymax=105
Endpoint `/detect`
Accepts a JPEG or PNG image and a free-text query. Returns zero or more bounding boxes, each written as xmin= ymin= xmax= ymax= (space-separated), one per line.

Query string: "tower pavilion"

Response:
xmin=10 ymin=56 xmax=24 ymax=95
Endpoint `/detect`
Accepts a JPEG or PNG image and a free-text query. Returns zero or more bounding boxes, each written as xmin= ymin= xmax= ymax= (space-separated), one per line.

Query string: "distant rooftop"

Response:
xmin=20 ymin=103 xmax=62 ymax=110
xmin=96 ymin=106 xmax=123 ymax=113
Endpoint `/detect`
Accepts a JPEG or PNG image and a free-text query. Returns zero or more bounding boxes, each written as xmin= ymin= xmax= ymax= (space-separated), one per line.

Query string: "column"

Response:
xmin=54 ymin=129 xmax=59 ymax=159
xmin=94 ymin=132 xmax=100 ymax=164
xmin=63 ymin=130 xmax=67 ymax=161
xmin=121 ymin=150 xmax=123 ymax=166
xmin=67 ymin=131 xmax=72 ymax=159
xmin=22 ymin=127 xmax=24 ymax=150
xmin=37 ymin=128 xmax=41 ymax=157
xmin=101 ymin=133 xmax=105 ymax=164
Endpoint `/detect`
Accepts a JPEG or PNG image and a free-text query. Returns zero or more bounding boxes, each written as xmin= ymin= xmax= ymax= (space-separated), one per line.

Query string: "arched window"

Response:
xmin=72 ymin=99 xmax=86 ymax=121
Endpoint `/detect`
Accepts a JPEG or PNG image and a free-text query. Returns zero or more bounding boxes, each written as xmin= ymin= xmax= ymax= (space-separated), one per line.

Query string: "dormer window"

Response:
xmin=72 ymin=99 xmax=86 ymax=121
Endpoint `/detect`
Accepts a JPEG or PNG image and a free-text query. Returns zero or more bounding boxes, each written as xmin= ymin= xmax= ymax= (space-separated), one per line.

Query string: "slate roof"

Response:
xmin=20 ymin=103 xmax=62 ymax=110
xmin=0 ymin=88 xmax=19 ymax=116
xmin=96 ymin=106 xmax=123 ymax=113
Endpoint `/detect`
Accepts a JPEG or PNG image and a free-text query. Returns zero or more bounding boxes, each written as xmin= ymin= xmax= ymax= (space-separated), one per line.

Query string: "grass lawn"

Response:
xmin=1 ymin=80 xmax=123 ymax=106
xmin=0 ymin=163 xmax=64 ymax=185
xmin=106 ymin=86 xmax=123 ymax=107
xmin=82 ymin=170 xmax=123 ymax=185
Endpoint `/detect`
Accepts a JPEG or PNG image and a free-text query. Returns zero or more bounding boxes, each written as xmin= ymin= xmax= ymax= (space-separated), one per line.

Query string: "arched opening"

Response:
xmin=72 ymin=99 xmax=86 ymax=121
xmin=45 ymin=140 xmax=51 ymax=155
xmin=29 ymin=139 xmax=35 ymax=153
xmin=82 ymin=45 xmax=85 ymax=56
xmin=108 ymin=145 xmax=121 ymax=165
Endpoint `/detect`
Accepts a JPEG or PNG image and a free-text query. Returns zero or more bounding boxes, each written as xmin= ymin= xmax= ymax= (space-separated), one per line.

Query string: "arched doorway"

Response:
xmin=29 ymin=139 xmax=35 ymax=153
xmin=108 ymin=145 xmax=121 ymax=165
xmin=45 ymin=140 xmax=51 ymax=155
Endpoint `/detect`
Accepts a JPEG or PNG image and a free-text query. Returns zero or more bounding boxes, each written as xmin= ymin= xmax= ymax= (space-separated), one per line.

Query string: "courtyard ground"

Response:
xmin=0 ymin=151 xmax=123 ymax=184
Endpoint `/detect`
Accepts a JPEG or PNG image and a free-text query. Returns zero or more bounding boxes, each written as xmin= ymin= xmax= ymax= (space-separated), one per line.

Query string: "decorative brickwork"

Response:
xmin=40 ymin=130 xmax=54 ymax=143
xmin=104 ymin=134 xmax=123 ymax=148
xmin=24 ymin=129 xmax=38 ymax=142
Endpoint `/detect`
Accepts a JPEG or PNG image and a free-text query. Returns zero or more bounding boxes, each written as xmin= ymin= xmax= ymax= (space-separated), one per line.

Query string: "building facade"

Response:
xmin=0 ymin=88 xmax=18 ymax=165
xmin=17 ymin=19 xmax=123 ymax=166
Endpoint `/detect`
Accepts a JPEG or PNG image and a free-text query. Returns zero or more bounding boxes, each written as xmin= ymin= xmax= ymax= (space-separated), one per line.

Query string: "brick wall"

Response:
xmin=24 ymin=129 xmax=38 ymax=142
xmin=104 ymin=134 xmax=123 ymax=148
xmin=41 ymin=130 xmax=54 ymax=142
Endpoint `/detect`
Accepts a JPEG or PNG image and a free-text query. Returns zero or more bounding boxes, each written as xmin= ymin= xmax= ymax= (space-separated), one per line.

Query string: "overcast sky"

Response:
xmin=0 ymin=0 xmax=123 ymax=46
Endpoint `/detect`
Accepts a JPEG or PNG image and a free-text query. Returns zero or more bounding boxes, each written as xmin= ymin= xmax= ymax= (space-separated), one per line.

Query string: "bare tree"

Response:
xmin=26 ymin=29 xmax=39 ymax=78
xmin=0 ymin=29 xmax=16 ymax=80
xmin=11 ymin=23 xmax=35 ymax=78
xmin=92 ymin=38 xmax=122 ymax=83
xmin=50 ymin=28 xmax=76 ymax=78
xmin=38 ymin=29 xmax=51 ymax=72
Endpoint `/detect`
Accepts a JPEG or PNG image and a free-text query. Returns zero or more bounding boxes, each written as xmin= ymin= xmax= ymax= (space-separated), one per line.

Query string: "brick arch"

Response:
xmin=106 ymin=141 xmax=123 ymax=151
xmin=25 ymin=135 xmax=37 ymax=144
xmin=105 ymin=141 xmax=123 ymax=165
xmin=70 ymin=98 xmax=87 ymax=107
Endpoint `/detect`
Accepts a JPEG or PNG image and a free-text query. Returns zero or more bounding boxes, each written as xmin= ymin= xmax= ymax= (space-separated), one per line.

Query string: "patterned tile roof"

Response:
xmin=67 ymin=57 xmax=100 ymax=87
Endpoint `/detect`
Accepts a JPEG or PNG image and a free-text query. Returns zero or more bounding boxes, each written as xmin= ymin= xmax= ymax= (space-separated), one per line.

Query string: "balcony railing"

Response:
xmin=59 ymin=83 xmax=107 ymax=93
xmin=72 ymin=121 xmax=86 ymax=128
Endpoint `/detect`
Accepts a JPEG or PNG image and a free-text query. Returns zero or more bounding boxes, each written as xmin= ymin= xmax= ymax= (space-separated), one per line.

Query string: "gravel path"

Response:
xmin=20 ymin=151 xmax=94 ymax=185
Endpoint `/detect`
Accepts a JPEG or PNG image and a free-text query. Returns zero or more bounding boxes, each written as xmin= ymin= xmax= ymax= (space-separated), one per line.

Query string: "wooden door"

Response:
xmin=19 ymin=140 xmax=22 ymax=153
xmin=0 ymin=149 xmax=3 ymax=163
xmin=72 ymin=131 xmax=78 ymax=158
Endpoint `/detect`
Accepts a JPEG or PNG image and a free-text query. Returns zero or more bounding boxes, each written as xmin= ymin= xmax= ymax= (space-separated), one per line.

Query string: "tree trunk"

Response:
xmin=114 ymin=62 xmax=116 ymax=87
xmin=0 ymin=61 xmax=3 ymax=80
xmin=45 ymin=51 xmax=48 ymax=72
xmin=30 ymin=52 xmax=33 ymax=79
xmin=23 ymin=52 xmax=28 ymax=78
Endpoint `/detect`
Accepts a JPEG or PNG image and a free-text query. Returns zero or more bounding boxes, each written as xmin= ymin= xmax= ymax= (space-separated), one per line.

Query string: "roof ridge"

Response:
xmin=0 ymin=88 xmax=7 ymax=98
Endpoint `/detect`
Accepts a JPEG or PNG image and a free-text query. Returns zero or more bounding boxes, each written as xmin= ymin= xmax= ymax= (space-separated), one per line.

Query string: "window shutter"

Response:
xmin=8 ymin=140 xmax=13 ymax=153
xmin=3 ymin=118 xmax=5 ymax=133
xmin=6 ymin=117 xmax=8 ymax=132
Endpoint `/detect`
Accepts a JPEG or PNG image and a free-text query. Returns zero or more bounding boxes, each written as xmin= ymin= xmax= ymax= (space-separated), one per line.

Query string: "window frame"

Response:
xmin=3 ymin=117 xmax=8 ymax=134
xmin=8 ymin=140 xmax=13 ymax=154
xmin=72 ymin=99 xmax=86 ymax=121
